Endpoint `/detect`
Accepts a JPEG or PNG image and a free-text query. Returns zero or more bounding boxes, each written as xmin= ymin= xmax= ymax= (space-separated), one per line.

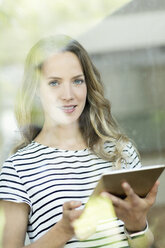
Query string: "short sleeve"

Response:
xmin=0 ymin=158 xmax=32 ymax=210
xmin=122 ymin=142 xmax=142 ymax=169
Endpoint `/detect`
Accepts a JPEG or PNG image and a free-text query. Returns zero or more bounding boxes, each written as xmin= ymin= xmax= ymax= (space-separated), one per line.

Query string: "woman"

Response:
xmin=0 ymin=35 xmax=158 ymax=248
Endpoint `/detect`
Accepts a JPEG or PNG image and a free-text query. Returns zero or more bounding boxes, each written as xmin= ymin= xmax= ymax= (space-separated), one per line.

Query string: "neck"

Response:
xmin=35 ymin=122 xmax=87 ymax=150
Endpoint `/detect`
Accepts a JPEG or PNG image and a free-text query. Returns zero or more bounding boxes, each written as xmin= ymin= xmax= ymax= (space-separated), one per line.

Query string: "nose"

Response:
xmin=61 ymin=83 xmax=74 ymax=101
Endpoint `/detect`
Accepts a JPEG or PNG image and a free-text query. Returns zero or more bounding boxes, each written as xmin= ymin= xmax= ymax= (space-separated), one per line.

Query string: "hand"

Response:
xmin=101 ymin=180 xmax=159 ymax=232
xmin=59 ymin=201 xmax=83 ymax=238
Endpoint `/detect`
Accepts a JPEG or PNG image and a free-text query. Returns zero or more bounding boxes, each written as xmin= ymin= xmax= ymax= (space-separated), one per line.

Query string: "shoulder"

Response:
xmin=104 ymin=140 xmax=134 ymax=155
xmin=122 ymin=141 xmax=142 ymax=169
xmin=9 ymin=141 xmax=45 ymax=160
xmin=1 ymin=141 xmax=44 ymax=169
xmin=104 ymin=140 xmax=141 ymax=169
xmin=104 ymin=140 xmax=116 ymax=153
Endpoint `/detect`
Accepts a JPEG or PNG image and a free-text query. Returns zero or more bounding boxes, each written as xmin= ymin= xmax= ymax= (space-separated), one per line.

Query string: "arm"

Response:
xmin=101 ymin=181 xmax=159 ymax=248
xmin=0 ymin=200 xmax=83 ymax=248
xmin=127 ymin=228 xmax=154 ymax=248
xmin=0 ymin=201 xmax=28 ymax=248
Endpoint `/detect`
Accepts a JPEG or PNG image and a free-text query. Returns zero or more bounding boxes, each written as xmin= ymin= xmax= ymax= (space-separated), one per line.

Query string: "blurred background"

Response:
xmin=0 ymin=0 xmax=165 ymax=247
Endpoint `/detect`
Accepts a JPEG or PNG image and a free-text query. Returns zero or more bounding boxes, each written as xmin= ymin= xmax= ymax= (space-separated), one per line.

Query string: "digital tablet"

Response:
xmin=92 ymin=164 xmax=165 ymax=198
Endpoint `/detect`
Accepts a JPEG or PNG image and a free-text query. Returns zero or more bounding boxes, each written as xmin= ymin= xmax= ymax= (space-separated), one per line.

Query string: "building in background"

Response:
xmin=79 ymin=0 xmax=165 ymax=160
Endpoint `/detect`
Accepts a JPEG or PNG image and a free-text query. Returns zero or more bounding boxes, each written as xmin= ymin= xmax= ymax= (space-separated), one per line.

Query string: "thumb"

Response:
xmin=146 ymin=181 xmax=159 ymax=206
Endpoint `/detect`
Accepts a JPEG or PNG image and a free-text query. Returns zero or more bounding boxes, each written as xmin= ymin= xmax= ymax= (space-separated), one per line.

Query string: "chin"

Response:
xmin=55 ymin=117 xmax=79 ymax=126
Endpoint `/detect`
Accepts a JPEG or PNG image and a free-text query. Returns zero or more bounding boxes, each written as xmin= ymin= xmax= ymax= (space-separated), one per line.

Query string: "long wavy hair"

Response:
xmin=14 ymin=34 xmax=129 ymax=168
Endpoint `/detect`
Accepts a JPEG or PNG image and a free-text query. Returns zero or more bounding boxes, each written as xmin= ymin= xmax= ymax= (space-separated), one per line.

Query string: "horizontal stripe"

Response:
xmin=12 ymin=151 xmax=94 ymax=162
xmin=16 ymin=159 xmax=109 ymax=172
xmin=0 ymin=191 xmax=30 ymax=203
xmin=23 ymin=172 xmax=103 ymax=186
xmin=27 ymin=178 xmax=99 ymax=191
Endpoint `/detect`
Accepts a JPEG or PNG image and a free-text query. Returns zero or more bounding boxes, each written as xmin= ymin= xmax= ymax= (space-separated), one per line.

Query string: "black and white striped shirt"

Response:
xmin=0 ymin=141 xmax=141 ymax=247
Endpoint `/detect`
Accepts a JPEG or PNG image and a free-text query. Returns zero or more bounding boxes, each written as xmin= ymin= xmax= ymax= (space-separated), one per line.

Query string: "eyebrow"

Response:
xmin=47 ymin=74 xmax=85 ymax=80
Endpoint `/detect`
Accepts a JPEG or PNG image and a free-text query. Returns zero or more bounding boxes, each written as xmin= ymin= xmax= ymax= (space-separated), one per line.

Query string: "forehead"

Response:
xmin=42 ymin=51 xmax=83 ymax=76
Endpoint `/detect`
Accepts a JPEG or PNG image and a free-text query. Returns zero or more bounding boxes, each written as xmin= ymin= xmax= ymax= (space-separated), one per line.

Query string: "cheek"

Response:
xmin=39 ymin=93 xmax=55 ymax=113
xmin=39 ymin=86 xmax=58 ymax=103
xmin=78 ymin=86 xmax=87 ymax=102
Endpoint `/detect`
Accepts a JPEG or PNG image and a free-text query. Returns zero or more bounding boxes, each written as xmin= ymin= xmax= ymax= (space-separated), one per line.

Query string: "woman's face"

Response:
xmin=38 ymin=51 xmax=87 ymax=127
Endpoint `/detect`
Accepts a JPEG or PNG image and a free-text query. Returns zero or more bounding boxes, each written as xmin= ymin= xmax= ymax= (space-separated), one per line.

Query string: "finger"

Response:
xmin=146 ymin=181 xmax=159 ymax=205
xmin=101 ymin=192 xmax=124 ymax=208
xmin=63 ymin=201 xmax=82 ymax=211
xmin=122 ymin=182 xmax=138 ymax=202
xmin=70 ymin=209 xmax=84 ymax=223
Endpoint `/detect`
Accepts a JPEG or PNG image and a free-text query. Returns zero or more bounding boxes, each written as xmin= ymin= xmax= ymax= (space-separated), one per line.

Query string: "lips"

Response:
xmin=60 ymin=105 xmax=77 ymax=113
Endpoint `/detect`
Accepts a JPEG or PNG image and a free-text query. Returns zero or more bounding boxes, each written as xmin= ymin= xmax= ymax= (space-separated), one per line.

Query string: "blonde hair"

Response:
xmin=14 ymin=35 xmax=129 ymax=168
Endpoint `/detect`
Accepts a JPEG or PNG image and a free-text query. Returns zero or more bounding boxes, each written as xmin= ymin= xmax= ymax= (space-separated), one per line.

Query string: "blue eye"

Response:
xmin=49 ymin=81 xmax=59 ymax=86
xmin=74 ymin=79 xmax=84 ymax=85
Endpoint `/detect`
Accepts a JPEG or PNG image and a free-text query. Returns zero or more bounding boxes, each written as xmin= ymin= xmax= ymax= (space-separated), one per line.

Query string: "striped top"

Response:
xmin=0 ymin=141 xmax=141 ymax=247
